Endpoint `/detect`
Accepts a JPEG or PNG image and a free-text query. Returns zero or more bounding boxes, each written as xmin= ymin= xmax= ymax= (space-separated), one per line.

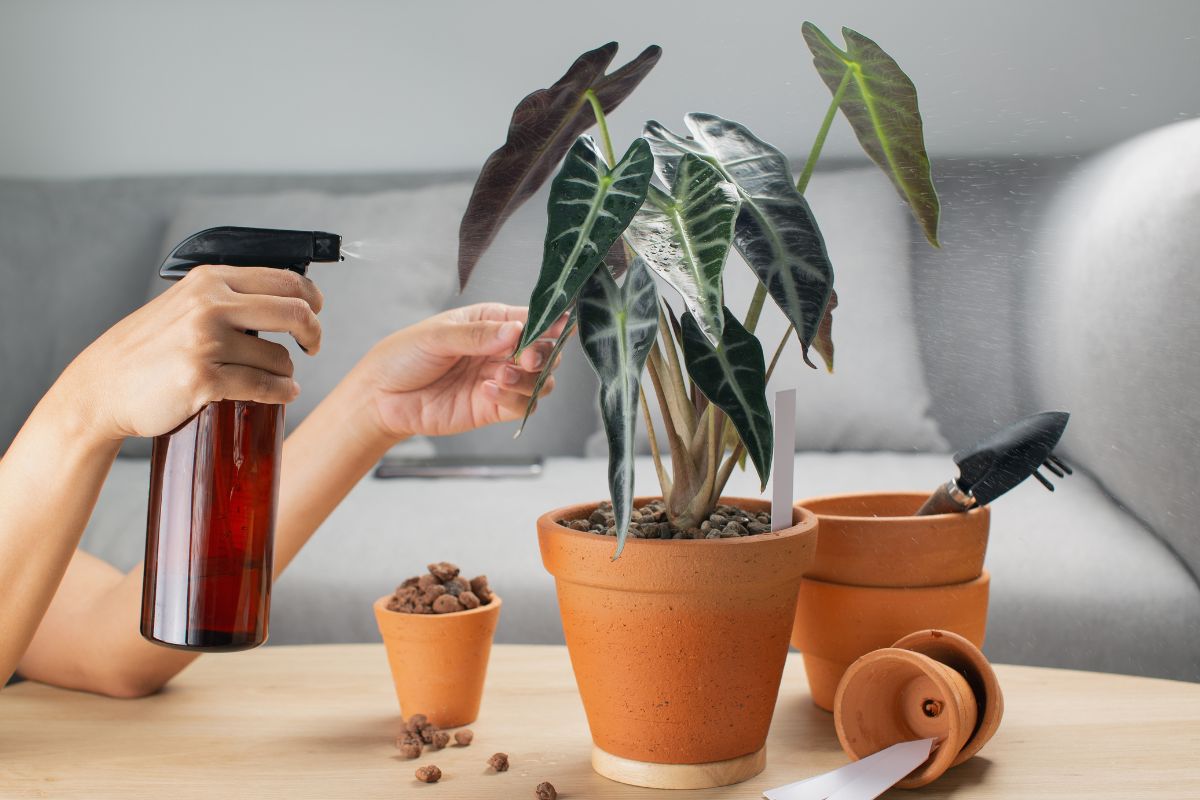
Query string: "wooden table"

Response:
xmin=3 ymin=644 xmax=1199 ymax=798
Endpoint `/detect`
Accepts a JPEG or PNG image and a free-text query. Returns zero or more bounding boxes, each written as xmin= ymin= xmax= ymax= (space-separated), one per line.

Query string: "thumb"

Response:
xmin=429 ymin=318 xmax=523 ymax=357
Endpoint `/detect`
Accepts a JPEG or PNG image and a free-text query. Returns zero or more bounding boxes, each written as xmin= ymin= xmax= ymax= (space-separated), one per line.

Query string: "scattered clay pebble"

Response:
xmin=454 ymin=729 xmax=474 ymax=747
xmin=405 ymin=714 xmax=428 ymax=733
xmin=385 ymin=564 xmax=495 ymax=615
xmin=414 ymin=764 xmax=442 ymax=783
xmin=419 ymin=724 xmax=439 ymax=745
xmin=397 ymin=736 xmax=423 ymax=759
xmin=535 ymin=782 xmax=557 ymax=800
xmin=430 ymin=731 xmax=450 ymax=750
xmin=488 ymin=752 xmax=510 ymax=772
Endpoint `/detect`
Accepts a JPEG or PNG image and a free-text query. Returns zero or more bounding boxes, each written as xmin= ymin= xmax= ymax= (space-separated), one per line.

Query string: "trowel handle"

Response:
xmin=915 ymin=479 xmax=975 ymax=516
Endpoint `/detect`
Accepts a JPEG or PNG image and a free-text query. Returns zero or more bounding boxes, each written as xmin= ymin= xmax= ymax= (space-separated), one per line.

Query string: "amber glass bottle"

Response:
xmin=141 ymin=399 xmax=284 ymax=651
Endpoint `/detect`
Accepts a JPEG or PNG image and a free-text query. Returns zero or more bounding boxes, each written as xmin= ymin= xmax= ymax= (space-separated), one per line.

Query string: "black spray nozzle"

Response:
xmin=159 ymin=226 xmax=342 ymax=280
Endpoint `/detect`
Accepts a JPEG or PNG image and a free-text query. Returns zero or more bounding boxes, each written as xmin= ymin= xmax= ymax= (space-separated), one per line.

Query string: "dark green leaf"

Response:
xmin=578 ymin=258 xmax=659 ymax=557
xmin=457 ymin=42 xmax=661 ymax=289
xmin=803 ymin=23 xmax=940 ymax=246
xmin=514 ymin=306 xmax=577 ymax=438
xmin=625 ymin=154 xmax=740 ymax=345
xmin=644 ymin=114 xmax=834 ymax=357
xmin=805 ymin=288 xmax=837 ymax=372
xmin=518 ymin=136 xmax=654 ymax=353
xmin=680 ymin=308 xmax=773 ymax=489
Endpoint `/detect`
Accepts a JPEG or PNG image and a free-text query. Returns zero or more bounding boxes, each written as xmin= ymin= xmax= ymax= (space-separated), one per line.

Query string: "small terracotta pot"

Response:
xmin=372 ymin=594 xmax=501 ymax=728
xmin=539 ymin=497 xmax=818 ymax=788
xmin=834 ymin=629 xmax=1004 ymax=789
xmin=798 ymin=491 xmax=989 ymax=586
xmin=834 ymin=648 xmax=978 ymax=789
xmin=792 ymin=573 xmax=990 ymax=710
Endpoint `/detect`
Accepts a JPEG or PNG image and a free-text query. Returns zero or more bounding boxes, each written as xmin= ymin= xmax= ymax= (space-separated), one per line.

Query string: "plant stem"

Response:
xmin=640 ymin=387 xmax=671 ymax=495
xmin=766 ymin=325 xmax=794 ymax=382
xmin=584 ymin=89 xmax=618 ymax=167
xmin=742 ymin=67 xmax=850 ymax=336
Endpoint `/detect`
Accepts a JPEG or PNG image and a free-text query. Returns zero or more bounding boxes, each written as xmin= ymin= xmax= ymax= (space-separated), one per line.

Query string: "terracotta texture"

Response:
xmin=834 ymin=647 xmax=979 ymax=789
xmin=372 ymin=594 xmax=501 ymax=728
xmin=792 ymin=573 xmax=990 ymax=710
xmin=892 ymin=629 xmax=1004 ymax=767
xmin=798 ymin=492 xmax=989 ymax=586
xmin=538 ymin=497 xmax=818 ymax=766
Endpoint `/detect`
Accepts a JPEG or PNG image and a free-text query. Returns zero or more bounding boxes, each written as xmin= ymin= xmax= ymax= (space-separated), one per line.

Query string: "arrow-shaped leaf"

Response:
xmin=644 ymin=114 xmax=834 ymax=356
xmin=457 ymin=42 xmax=661 ymax=289
xmin=624 ymin=153 xmax=740 ymax=345
xmin=578 ymin=258 xmax=660 ymax=558
xmin=514 ymin=306 xmax=578 ymax=438
xmin=802 ymin=23 xmax=940 ymax=246
xmin=680 ymin=307 xmax=773 ymax=490
xmin=518 ymin=136 xmax=653 ymax=354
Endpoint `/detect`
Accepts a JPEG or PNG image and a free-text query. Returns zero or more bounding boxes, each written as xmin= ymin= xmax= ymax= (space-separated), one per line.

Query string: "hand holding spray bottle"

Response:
xmin=141 ymin=227 xmax=341 ymax=651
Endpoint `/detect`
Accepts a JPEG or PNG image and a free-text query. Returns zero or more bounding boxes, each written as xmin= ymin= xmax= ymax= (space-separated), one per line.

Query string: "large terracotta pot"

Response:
xmin=373 ymin=594 xmax=501 ymax=728
xmin=792 ymin=491 xmax=991 ymax=711
xmin=538 ymin=497 xmax=818 ymax=789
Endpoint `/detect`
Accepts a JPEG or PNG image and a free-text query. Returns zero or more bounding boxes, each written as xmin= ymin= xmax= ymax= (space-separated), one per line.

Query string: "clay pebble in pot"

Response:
xmin=833 ymin=629 xmax=1004 ymax=789
xmin=373 ymin=564 xmax=501 ymax=728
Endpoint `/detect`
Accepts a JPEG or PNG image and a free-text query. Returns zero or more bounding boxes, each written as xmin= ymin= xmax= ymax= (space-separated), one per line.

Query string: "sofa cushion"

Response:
xmin=80 ymin=453 xmax=1200 ymax=682
xmin=595 ymin=166 xmax=948 ymax=457
xmin=1031 ymin=118 xmax=1200 ymax=579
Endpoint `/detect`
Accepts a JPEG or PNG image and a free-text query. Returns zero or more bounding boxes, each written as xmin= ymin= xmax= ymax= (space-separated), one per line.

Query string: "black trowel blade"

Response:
xmin=954 ymin=411 xmax=1070 ymax=507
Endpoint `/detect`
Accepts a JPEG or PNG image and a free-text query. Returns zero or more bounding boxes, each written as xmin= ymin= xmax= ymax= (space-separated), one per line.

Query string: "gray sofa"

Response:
xmin=3 ymin=121 xmax=1197 ymax=682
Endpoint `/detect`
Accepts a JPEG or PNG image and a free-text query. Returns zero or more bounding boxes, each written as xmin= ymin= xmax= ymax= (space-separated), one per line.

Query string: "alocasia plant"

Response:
xmin=458 ymin=29 xmax=941 ymax=553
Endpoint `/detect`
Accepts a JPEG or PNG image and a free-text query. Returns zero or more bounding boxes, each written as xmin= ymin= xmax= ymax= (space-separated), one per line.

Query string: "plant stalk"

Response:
xmin=584 ymin=90 xmax=618 ymax=167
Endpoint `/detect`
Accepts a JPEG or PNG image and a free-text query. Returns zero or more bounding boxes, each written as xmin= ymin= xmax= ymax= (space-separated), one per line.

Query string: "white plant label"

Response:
xmin=762 ymin=738 xmax=935 ymax=800
xmin=771 ymin=388 xmax=797 ymax=532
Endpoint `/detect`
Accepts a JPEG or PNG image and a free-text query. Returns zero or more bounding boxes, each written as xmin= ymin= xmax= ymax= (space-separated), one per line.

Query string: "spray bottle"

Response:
xmin=141 ymin=226 xmax=340 ymax=651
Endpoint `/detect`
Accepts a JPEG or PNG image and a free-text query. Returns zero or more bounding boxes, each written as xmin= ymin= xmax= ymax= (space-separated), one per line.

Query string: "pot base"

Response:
xmin=591 ymin=746 xmax=766 ymax=789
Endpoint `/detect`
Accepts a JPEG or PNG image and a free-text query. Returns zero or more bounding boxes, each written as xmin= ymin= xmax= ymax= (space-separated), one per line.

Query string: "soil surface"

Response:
xmin=559 ymin=499 xmax=773 ymax=540
xmin=385 ymin=563 xmax=494 ymax=614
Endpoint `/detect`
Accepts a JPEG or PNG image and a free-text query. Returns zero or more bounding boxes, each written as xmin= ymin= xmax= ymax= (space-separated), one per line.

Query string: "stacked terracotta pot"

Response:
xmin=791 ymin=491 xmax=991 ymax=711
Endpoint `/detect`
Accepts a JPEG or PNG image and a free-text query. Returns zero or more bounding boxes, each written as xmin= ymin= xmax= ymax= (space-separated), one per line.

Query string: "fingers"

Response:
xmin=224 ymin=295 xmax=323 ymax=354
xmin=218 ymin=334 xmax=295 ymax=377
xmin=482 ymin=377 xmax=555 ymax=421
xmin=213 ymin=364 xmax=300 ymax=405
xmin=198 ymin=266 xmax=324 ymax=313
xmin=515 ymin=338 xmax=557 ymax=371
xmin=423 ymin=317 xmax=524 ymax=358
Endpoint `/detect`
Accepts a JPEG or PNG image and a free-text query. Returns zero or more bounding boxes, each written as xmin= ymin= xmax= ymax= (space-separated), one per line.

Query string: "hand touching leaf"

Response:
xmin=458 ymin=42 xmax=661 ymax=288
xmin=578 ymin=259 xmax=659 ymax=557
xmin=624 ymin=153 xmax=740 ymax=345
xmin=803 ymin=23 xmax=940 ymax=246
xmin=518 ymin=136 xmax=653 ymax=354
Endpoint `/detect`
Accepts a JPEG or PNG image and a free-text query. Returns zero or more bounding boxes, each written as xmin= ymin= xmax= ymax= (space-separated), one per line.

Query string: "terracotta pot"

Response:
xmin=538 ymin=497 xmax=818 ymax=789
xmin=372 ymin=594 xmax=501 ymax=728
xmin=892 ymin=629 xmax=1004 ymax=767
xmin=834 ymin=629 xmax=1004 ymax=789
xmin=834 ymin=647 xmax=979 ymax=789
xmin=798 ymin=491 xmax=989 ymax=586
xmin=792 ymin=573 xmax=990 ymax=710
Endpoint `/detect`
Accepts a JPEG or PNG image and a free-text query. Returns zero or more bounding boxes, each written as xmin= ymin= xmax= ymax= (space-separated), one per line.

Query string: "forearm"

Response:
xmin=273 ymin=364 xmax=396 ymax=576
xmin=0 ymin=382 xmax=121 ymax=686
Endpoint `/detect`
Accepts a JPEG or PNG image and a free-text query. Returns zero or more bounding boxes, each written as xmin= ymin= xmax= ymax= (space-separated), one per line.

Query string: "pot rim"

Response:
xmin=795 ymin=490 xmax=989 ymax=524
xmin=372 ymin=593 xmax=503 ymax=619
xmin=538 ymin=495 xmax=818 ymax=549
xmin=802 ymin=571 xmax=990 ymax=594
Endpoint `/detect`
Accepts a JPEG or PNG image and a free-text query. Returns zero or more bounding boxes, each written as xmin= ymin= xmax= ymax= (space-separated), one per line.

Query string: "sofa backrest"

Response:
xmin=1029 ymin=118 xmax=1200 ymax=579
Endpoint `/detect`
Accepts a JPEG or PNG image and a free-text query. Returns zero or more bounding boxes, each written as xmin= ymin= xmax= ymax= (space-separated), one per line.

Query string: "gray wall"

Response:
xmin=1 ymin=0 xmax=1198 ymax=178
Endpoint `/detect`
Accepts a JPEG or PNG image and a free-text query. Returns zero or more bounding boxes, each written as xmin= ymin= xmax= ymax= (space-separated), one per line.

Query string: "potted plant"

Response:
xmin=455 ymin=24 xmax=940 ymax=788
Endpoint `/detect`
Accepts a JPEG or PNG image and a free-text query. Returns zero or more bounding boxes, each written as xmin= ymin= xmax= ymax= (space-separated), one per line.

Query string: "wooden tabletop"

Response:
xmin=2 ymin=644 xmax=1199 ymax=798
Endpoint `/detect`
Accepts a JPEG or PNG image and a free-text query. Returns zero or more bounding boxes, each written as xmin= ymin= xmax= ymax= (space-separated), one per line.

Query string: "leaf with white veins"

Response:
xmin=578 ymin=258 xmax=659 ymax=557
xmin=514 ymin=306 xmax=577 ymax=438
xmin=518 ymin=135 xmax=653 ymax=354
xmin=644 ymin=113 xmax=834 ymax=356
xmin=680 ymin=308 xmax=773 ymax=490
xmin=624 ymin=153 xmax=740 ymax=345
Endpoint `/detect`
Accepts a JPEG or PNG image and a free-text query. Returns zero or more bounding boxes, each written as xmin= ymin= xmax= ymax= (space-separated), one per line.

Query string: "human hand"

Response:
xmin=359 ymin=303 xmax=567 ymax=440
xmin=59 ymin=266 xmax=323 ymax=441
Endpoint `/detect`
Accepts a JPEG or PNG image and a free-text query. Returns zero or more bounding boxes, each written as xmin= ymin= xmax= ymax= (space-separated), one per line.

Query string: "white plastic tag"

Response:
xmin=771 ymin=389 xmax=797 ymax=532
xmin=763 ymin=739 xmax=935 ymax=800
